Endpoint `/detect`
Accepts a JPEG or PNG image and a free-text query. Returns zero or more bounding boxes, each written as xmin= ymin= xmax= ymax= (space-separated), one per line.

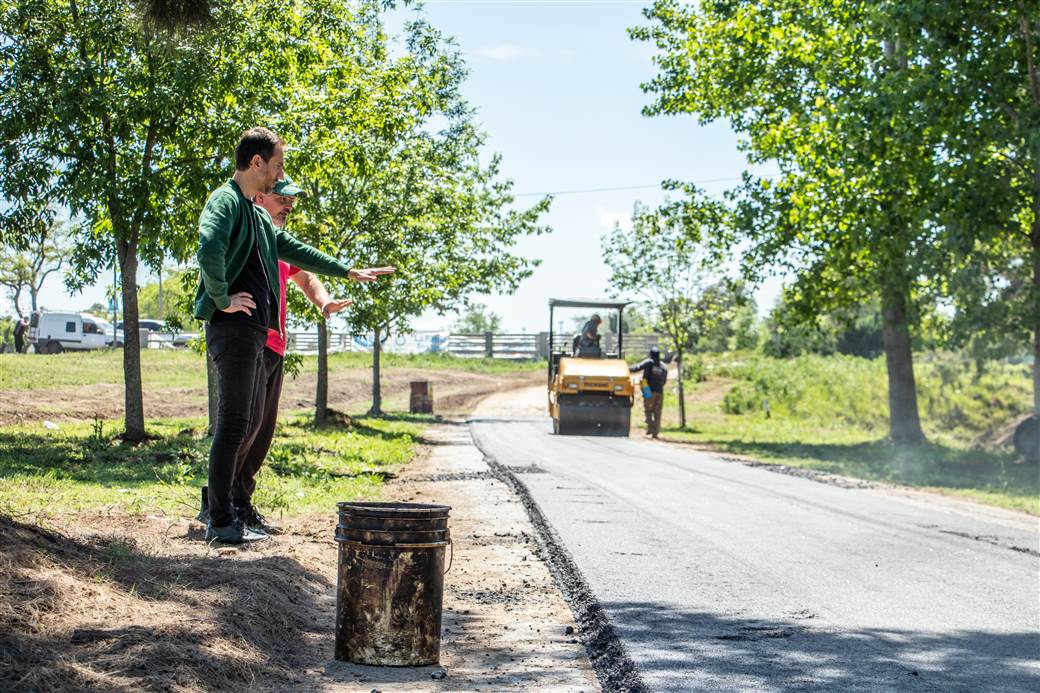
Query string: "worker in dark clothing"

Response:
xmin=630 ymin=346 xmax=668 ymax=438
xmin=13 ymin=316 xmax=27 ymax=353
xmin=574 ymin=314 xmax=603 ymax=356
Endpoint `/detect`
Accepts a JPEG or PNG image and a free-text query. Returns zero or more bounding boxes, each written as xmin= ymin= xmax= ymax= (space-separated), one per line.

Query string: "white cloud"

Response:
xmin=474 ymin=43 xmax=537 ymax=62
xmin=594 ymin=206 xmax=628 ymax=230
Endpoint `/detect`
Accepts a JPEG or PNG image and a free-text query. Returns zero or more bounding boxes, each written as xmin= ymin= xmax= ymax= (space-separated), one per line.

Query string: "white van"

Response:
xmin=28 ymin=311 xmax=114 ymax=353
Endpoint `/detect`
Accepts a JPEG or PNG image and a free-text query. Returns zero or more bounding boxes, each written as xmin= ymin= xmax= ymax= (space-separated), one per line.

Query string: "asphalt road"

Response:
xmin=470 ymin=416 xmax=1040 ymax=693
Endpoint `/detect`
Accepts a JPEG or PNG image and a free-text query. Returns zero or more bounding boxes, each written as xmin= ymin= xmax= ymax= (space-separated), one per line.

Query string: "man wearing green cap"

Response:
xmin=195 ymin=127 xmax=394 ymax=544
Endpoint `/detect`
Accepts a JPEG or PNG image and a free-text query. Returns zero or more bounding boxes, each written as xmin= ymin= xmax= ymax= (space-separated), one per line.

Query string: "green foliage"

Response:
xmin=135 ymin=269 xmax=191 ymax=324
xmin=280 ymin=13 xmax=550 ymax=343
xmin=661 ymin=351 xmax=1037 ymax=513
xmin=0 ymin=316 xmax=12 ymax=349
xmin=707 ymin=352 xmax=1032 ymax=446
xmin=1 ymin=0 xmax=548 ymax=432
xmin=695 ymin=280 xmax=758 ymax=352
xmin=453 ymin=302 xmax=503 ymax=334
xmin=763 ymin=293 xmax=884 ymax=359
xmin=0 ymin=220 xmax=67 ymax=316
xmin=602 ymin=195 xmax=733 ymax=356
xmin=631 ymin=0 xmax=1035 ymax=442
xmin=0 ymin=414 xmax=422 ymax=517
xmin=602 ymin=193 xmax=736 ymax=427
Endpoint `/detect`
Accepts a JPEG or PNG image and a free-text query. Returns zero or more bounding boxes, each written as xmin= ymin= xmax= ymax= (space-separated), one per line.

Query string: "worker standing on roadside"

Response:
xmin=630 ymin=346 xmax=668 ymax=438
xmin=13 ymin=316 xmax=27 ymax=353
xmin=195 ymin=127 xmax=394 ymax=544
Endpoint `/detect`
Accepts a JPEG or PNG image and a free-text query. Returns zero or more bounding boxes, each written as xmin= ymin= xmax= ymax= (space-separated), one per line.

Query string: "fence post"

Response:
xmin=484 ymin=331 xmax=494 ymax=358
xmin=536 ymin=332 xmax=549 ymax=359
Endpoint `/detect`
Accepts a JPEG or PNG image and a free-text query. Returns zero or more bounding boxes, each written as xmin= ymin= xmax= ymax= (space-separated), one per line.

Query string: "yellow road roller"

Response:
xmin=547 ymin=298 xmax=634 ymax=436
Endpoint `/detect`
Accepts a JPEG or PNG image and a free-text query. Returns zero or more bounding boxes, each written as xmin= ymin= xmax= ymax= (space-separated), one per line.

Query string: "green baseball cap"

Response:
xmin=272 ymin=176 xmax=306 ymax=198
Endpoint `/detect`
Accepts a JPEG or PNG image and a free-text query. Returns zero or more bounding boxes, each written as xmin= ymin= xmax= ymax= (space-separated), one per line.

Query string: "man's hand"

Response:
xmin=221 ymin=291 xmax=256 ymax=316
xmin=321 ymin=298 xmax=353 ymax=319
xmin=348 ymin=266 xmax=396 ymax=282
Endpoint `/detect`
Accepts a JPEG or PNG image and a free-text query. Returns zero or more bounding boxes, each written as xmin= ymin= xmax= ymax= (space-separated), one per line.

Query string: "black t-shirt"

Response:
xmin=211 ymin=210 xmax=270 ymax=331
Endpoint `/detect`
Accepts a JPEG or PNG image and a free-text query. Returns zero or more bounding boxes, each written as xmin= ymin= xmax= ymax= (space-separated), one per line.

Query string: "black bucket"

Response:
xmin=334 ymin=502 xmax=451 ymax=666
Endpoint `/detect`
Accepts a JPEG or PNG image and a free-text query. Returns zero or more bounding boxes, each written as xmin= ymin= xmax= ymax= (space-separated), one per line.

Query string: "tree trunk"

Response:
xmin=880 ymin=279 xmax=926 ymax=445
xmin=676 ymin=348 xmax=686 ymax=429
xmin=1031 ymin=213 xmax=1039 ymax=419
xmin=118 ymin=237 xmax=146 ymax=442
xmin=11 ymin=286 xmax=23 ymax=318
xmin=315 ymin=319 xmax=329 ymax=423
xmin=29 ymin=287 xmax=38 ymax=313
xmin=370 ymin=327 xmax=382 ymax=416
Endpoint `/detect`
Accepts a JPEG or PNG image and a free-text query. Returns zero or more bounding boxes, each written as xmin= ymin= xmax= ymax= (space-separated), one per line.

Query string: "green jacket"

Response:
xmin=194 ymin=179 xmax=352 ymax=327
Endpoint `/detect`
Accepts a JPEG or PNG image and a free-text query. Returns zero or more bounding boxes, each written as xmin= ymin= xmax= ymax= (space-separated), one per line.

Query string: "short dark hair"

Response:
xmin=235 ymin=127 xmax=281 ymax=171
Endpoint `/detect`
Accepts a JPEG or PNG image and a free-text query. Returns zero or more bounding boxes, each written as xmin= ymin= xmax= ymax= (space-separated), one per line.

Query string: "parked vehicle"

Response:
xmin=27 ymin=311 xmax=115 ymax=353
xmin=115 ymin=319 xmax=197 ymax=348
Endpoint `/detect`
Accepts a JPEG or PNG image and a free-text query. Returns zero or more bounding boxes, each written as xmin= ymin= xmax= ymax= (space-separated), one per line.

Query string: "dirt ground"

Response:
xmin=0 ymin=368 xmax=543 ymax=425
xmin=0 ymin=390 xmax=600 ymax=692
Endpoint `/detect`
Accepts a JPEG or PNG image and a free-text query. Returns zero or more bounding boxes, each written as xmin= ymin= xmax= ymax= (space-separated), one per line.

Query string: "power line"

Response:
xmin=512 ymin=176 xmax=745 ymax=197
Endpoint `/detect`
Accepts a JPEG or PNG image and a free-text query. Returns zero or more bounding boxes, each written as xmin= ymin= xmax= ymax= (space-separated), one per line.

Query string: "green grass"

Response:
xmin=0 ymin=413 xmax=426 ymax=518
xmin=0 ymin=350 xmax=207 ymax=390
xmin=0 ymin=349 xmax=544 ymax=390
xmin=652 ymin=352 xmax=1038 ymax=514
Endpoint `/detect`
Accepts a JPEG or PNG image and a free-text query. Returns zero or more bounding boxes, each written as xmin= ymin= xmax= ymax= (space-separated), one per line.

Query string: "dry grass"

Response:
xmin=0 ymin=513 xmax=336 ymax=692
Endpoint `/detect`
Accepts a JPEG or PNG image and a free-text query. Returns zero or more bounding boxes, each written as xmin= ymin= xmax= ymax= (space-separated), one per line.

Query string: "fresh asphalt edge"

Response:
xmin=469 ymin=426 xmax=649 ymax=693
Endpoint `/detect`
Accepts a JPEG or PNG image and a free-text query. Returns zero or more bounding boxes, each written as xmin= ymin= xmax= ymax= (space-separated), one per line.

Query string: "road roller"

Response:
xmin=547 ymin=298 xmax=634 ymax=436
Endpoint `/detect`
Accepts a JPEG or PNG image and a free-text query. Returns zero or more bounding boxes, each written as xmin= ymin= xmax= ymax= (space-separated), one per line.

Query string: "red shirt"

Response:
xmin=266 ymin=261 xmax=300 ymax=356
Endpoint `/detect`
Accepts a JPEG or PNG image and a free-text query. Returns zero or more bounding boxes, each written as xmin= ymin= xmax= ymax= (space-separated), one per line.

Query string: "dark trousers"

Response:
xmin=233 ymin=348 xmax=284 ymax=505
xmin=206 ymin=321 xmax=267 ymax=527
xmin=14 ymin=333 xmax=24 ymax=353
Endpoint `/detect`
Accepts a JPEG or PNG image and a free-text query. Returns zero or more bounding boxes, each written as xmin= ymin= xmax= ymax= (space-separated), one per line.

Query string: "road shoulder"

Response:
xmin=325 ymin=421 xmax=600 ymax=692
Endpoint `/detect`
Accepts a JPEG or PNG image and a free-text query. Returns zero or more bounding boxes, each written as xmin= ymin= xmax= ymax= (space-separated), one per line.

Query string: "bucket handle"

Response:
xmin=444 ymin=538 xmax=453 ymax=575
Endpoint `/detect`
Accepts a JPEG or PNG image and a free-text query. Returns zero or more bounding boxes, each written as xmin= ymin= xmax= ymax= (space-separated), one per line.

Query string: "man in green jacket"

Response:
xmin=195 ymin=126 xmax=393 ymax=544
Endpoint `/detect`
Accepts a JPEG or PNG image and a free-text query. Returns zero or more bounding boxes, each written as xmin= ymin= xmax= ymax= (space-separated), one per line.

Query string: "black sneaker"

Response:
xmin=235 ymin=503 xmax=280 ymax=535
xmin=205 ymin=520 xmax=268 ymax=544
xmin=196 ymin=486 xmax=210 ymax=524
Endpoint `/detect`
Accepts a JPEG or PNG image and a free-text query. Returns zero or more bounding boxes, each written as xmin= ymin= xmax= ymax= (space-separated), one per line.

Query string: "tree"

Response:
xmin=453 ymin=302 xmax=502 ymax=334
xmin=762 ymin=293 xmax=884 ymax=359
xmin=136 ymin=268 xmax=190 ymax=323
xmin=697 ymin=280 xmax=757 ymax=353
xmin=1 ymin=0 xmax=253 ymax=439
xmin=602 ymin=195 xmax=732 ymax=429
xmin=0 ymin=0 xmax=385 ymax=439
xmin=0 ymin=221 xmax=66 ymax=317
xmin=885 ymin=2 xmax=1039 ymax=420
xmin=283 ymin=15 xmax=550 ymax=418
xmin=631 ymin=0 xmax=983 ymax=444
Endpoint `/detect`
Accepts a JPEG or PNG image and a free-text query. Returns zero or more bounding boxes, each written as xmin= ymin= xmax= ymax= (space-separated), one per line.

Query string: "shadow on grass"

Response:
xmin=670 ymin=434 xmax=1039 ymax=497
xmin=0 ymin=428 xmax=208 ymax=488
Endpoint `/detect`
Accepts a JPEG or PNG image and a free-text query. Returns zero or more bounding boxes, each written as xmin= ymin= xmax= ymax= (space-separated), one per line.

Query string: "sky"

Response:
xmin=18 ymin=0 xmax=783 ymax=333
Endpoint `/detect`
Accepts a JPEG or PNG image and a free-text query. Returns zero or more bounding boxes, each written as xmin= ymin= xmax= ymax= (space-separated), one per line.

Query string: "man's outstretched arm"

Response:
xmin=290 ymin=271 xmax=352 ymax=319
